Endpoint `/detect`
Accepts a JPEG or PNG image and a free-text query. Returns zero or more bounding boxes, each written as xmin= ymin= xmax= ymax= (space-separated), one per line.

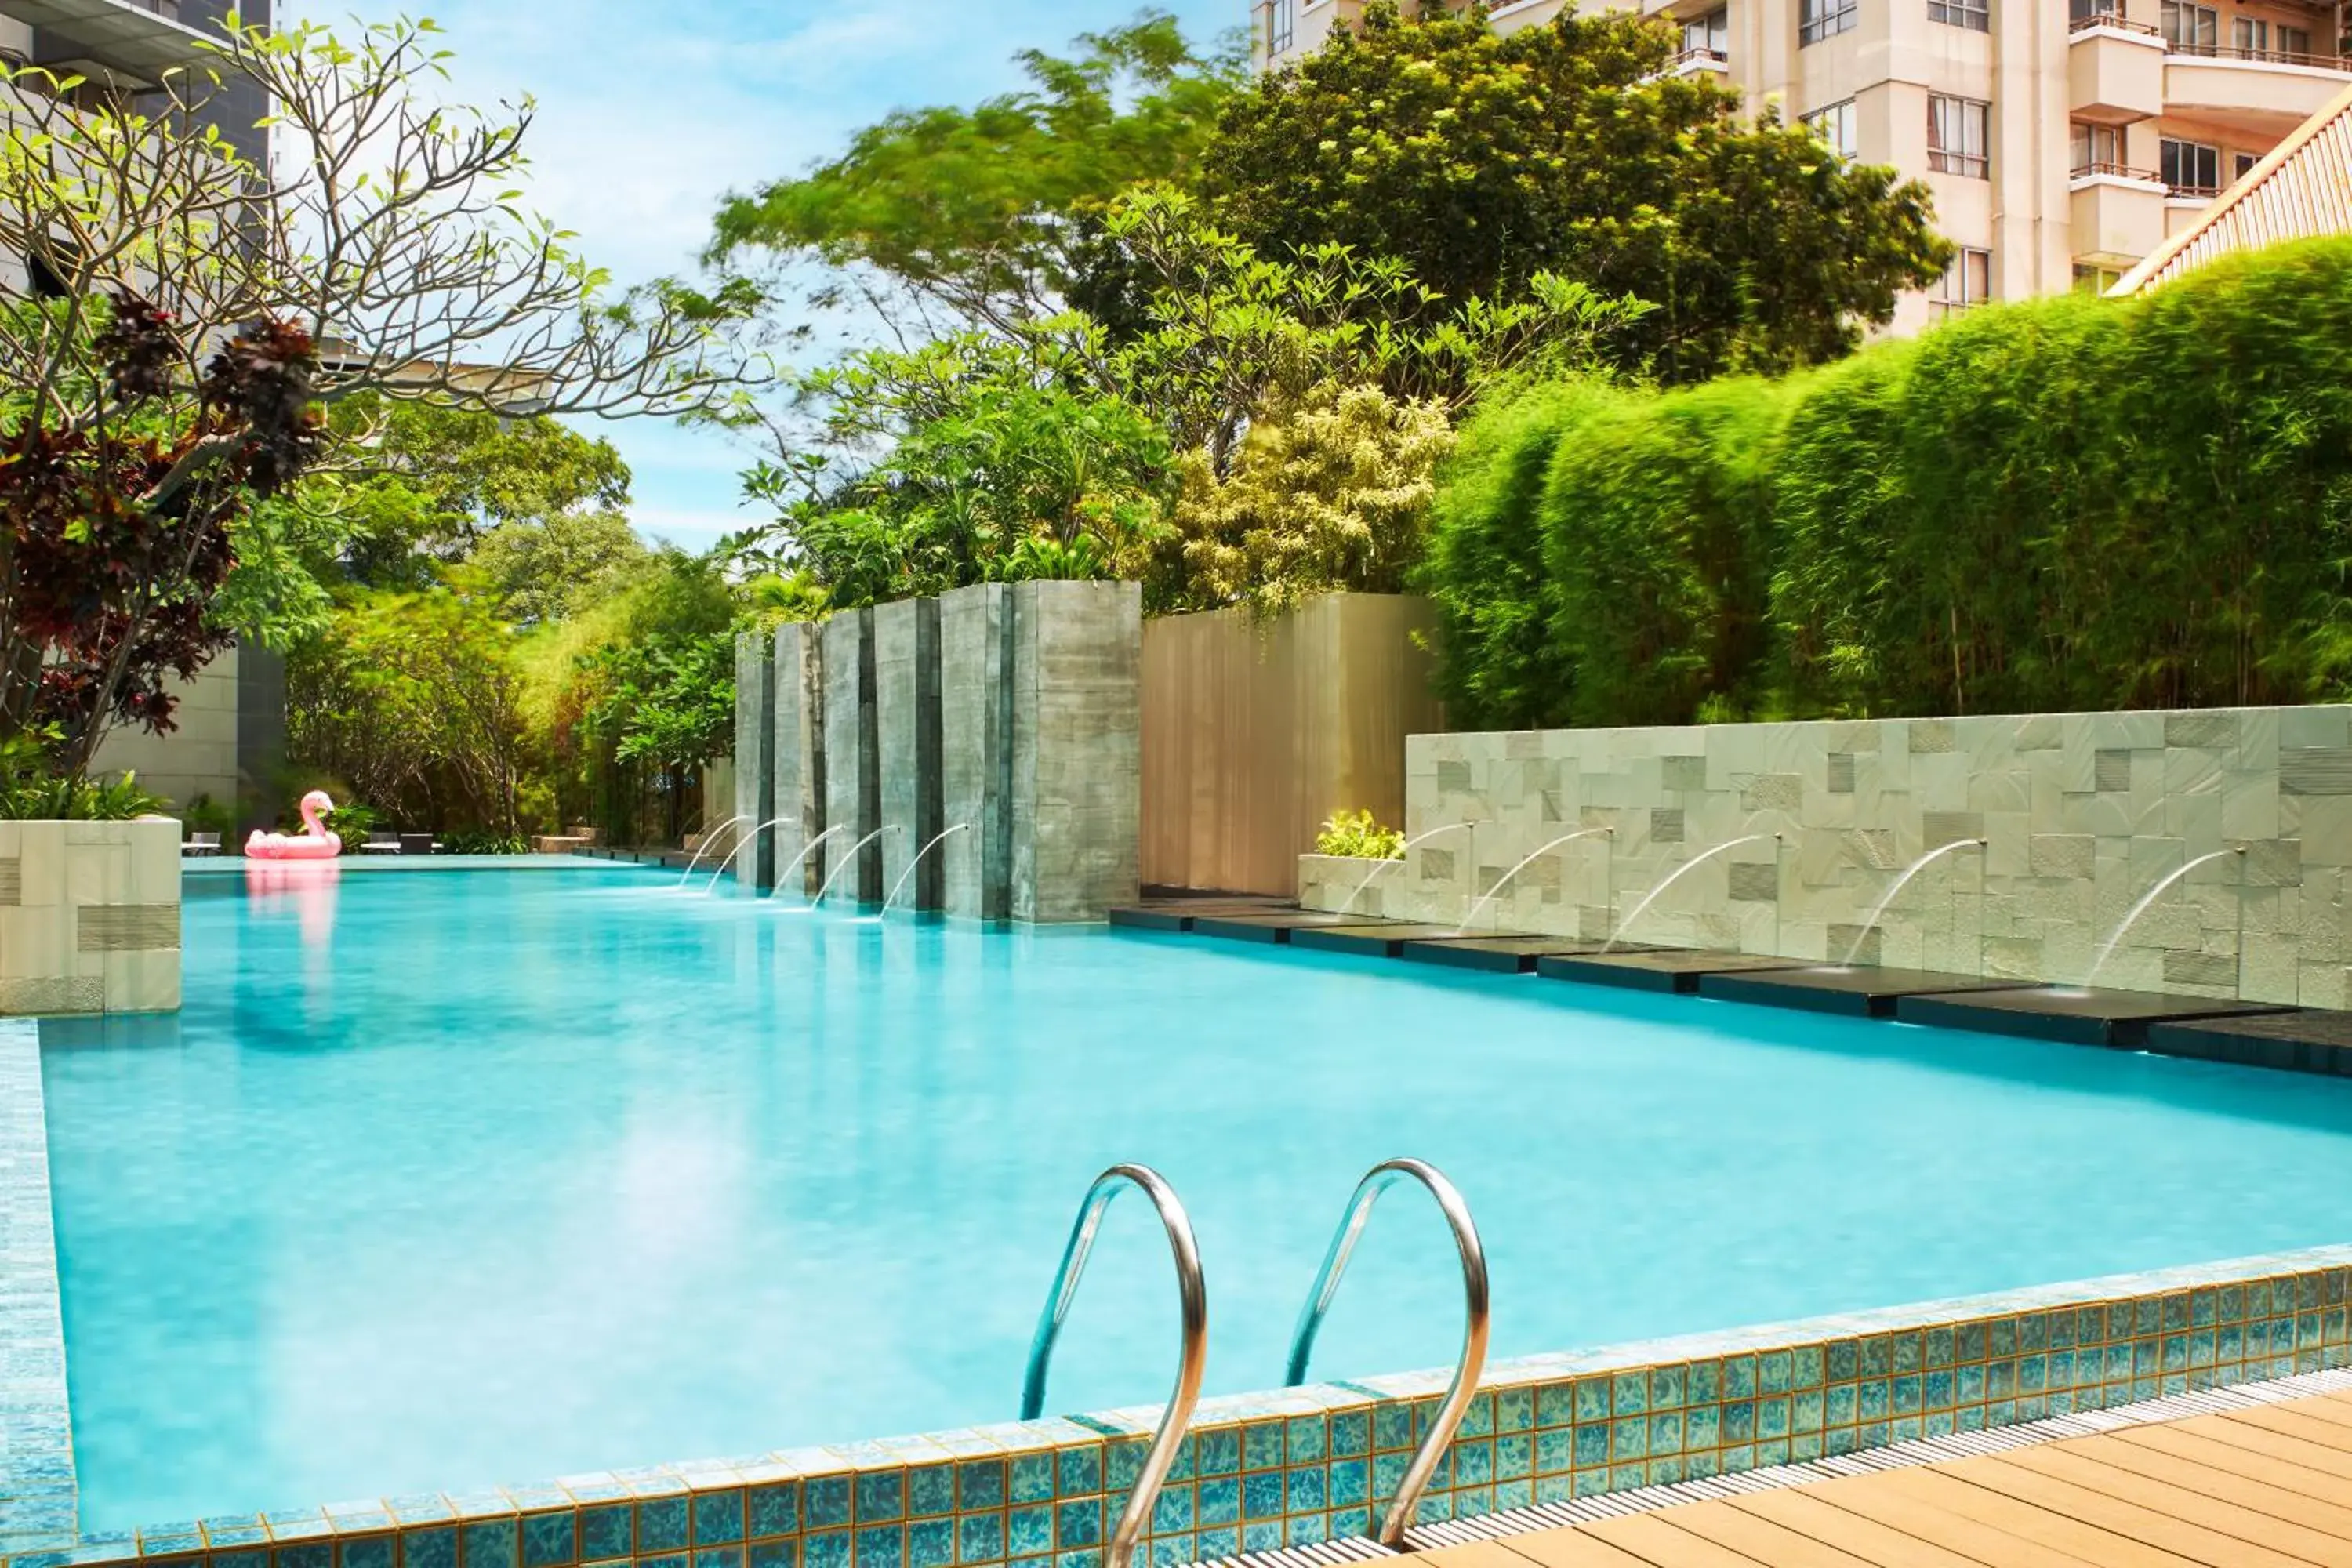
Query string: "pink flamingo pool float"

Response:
xmin=246 ymin=789 xmax=343 ymax=860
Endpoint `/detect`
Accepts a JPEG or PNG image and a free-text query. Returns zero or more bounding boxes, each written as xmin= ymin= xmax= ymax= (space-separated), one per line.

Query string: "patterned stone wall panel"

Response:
xmin=74 ymin=906 xmax=179 ymax=953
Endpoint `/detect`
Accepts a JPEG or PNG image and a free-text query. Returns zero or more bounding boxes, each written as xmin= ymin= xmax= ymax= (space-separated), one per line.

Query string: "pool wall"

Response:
xmin=0 ymin=822 xmax=180 ymax=1018
xmin=1301 ymin=704 xmax=2352 ymax=1007
xmin=6 ymin=991 xmax=2348 ymax=1568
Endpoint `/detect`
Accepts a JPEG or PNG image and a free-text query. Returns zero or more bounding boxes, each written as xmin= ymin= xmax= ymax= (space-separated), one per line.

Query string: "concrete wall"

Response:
xmin=771 ymin=622 xmax=824 ymax=898
xmin=941 ymin=585 xmax=1013 ymax=920
xmin=731 ymin=631 xmax=775 ymax=890
xmin=1300 ymin=705 xmax=2352 ymax=1006
xmin=1011 ymin=582 xmax=1142 ymax=924
xmin=1142 ymin=593 xmax=1444 ymax=898
xmin=874 ymin=598 xmax=943 ymax=912
xmin=821 ymin=609 xmax=881 ymax=905
xmin=89 ymin=647 xmax=241 ymax=817
xmin=0 ymin=821 xmax=180 ymax=1015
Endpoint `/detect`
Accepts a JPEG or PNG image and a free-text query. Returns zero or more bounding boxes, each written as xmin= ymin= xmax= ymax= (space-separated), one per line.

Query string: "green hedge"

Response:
xmin=1422 ymin=236 xmax=2352 ymax=726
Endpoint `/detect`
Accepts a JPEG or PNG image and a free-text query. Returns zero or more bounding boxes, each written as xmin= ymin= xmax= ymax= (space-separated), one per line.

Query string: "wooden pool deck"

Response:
xmin=1416 ymin=1388 xmax=2352 ymax=1568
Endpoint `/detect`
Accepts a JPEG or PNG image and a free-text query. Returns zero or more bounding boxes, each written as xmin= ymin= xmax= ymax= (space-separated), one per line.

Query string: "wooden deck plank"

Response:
xmin=1579 ymin=1512 xmax=1771 ymax=1568
xmin=1488 ymin=1526 xmax=1660 ymax=1568
xmin=2114 ymin=1425 xmax=2352 ymax=1508
xmin=1941 ymin=1454 xmax=2321 ymax=1566
xmin=1859 ymin=1467 xmax=2205 ymax=1568
xmin=1421 ymin=1542 xmax=1563 ymax=1568
xmin=1657 ymin=1501 xmax=1885 ymax=1568
xmin=2266 ymin=1396 xmax=2352 ymax=1432
xmin=1726 ymin=1490 xmax=2009 ymax=1568
xmin=2002 ymin=1443 xmax=2352 ymax=1557
xmin=2173 ymin=1414 xmax=2352 ymax=1480
xmin=1811 ymin=1472 xmax=2125 ymax=1568
xmin=2219 ymin=1403 xmax=2352 ymax=1454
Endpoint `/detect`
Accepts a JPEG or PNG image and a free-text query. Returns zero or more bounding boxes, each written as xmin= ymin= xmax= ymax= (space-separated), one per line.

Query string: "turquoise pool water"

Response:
xmin=38 ymin=862 xmax=2352 ymax=1531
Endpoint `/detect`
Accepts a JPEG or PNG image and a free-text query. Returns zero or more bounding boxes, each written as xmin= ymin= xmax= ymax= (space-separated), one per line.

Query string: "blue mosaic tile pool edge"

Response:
xmin=0 ymin=1020 xmax=75 ymax=1557
xmin=6 ymin=1004 xmax=2350 ymax=1568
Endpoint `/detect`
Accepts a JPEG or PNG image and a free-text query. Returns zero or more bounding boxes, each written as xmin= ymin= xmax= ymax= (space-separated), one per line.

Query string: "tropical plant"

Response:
xmin=0 ymin=731 xmax=167 ymax=820
xmin=1316 ymin=809 xmax=1405 ymax=859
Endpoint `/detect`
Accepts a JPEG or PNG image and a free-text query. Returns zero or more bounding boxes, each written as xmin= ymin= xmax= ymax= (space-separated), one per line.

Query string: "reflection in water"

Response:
xmin=243 ymin=860 xmax=342 ymax=949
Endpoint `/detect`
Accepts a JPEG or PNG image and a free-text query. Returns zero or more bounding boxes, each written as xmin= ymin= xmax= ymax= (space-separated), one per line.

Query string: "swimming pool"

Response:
xmin=34 ymin=862 xmax=2352 ymax=1536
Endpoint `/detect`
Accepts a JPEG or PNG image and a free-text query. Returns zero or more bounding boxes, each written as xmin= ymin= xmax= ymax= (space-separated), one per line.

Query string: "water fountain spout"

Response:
xmin=808 ymin=825 xmax=902 ymax=911
xmin=1453 ymin=827 xmax=1612 ymax=936
xmin=1602 ymin=833 xmax=1774 ymax=953
xmin=1839 ymin=837 xmax=1987 ymax=967
xmin=769 ymin=826 xmax=844 ymax=907
xmin=2081 ymin=846 xmax=2245 ymax=990
xmin=674 ymin=814 xmax=748 ymax=887
xmin=880 ymin=823 xmax=972 ymax=914
xmin=1337 ymin=822 xmax=1472 ymax=916
xmin=702 ymin=816 xmax=797 ymax=894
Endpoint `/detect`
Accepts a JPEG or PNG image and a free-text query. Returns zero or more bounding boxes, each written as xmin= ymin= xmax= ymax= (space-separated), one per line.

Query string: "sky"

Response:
xmin=285 ymin=0 xmax=1244 ymax=552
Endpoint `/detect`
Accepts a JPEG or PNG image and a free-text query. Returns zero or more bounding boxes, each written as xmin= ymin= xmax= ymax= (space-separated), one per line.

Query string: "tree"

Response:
xmin=707 ymin=13 xmax=1244 ymax=339
xmin=1195 ymin=3 xmax=1951 ymax=381
xmin=465 ymin=510 xmax=648 ymax=625
xmin=0 ymin=16 xmax=754 ymax=779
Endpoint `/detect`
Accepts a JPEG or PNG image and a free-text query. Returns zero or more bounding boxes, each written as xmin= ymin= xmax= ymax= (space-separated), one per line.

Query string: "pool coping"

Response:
xmin=181 ymin=858 xmax=643 ymax=877
xmin=0 ymin=1020 xmax=74 ymax=1557
xmin=9 ymin=989 xmax=2352 ymax=1568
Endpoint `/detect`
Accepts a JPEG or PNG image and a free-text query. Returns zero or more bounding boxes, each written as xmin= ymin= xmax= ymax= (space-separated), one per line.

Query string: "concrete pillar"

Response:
xmin=771 ymin=621 xmax=825 ymax=898
xmin=874 ymin=597 xmax=944 ymax=912
xmin=732 ymin=630 xmax=775 ymax=889
xmin=821 ymin=608 xmax=882 ymax=905
xmin=1010 ymin=581 xmax=1142 ymax=923
xmin=941 ymin=584 xmax=1014 ymax=920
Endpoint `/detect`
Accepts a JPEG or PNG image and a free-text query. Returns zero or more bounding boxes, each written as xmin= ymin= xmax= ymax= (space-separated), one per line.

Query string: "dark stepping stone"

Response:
xmin=1292 ymin=924 xmax=1484 ymax=957
xmin=1697 ymin=966 xmax=2041 ymax=1019
xmin=1402 ymin=936 xmax=1651 ymax=975
xmin=2144 ymin=1010 xmax=2352 ymax=1076
xmin=1893 ymin=986 xmax=2297 ymax=1048
xmin=1535 ymin=950 xmax=1817 ymax=994
xmin=1190 ymin=910 xmax=1389 ymax=945
xmin=1110 ymin=898 xmax=1290 ymax=932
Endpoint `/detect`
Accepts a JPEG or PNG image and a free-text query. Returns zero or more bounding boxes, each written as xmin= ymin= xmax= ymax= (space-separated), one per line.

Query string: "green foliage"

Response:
xmin=1419 ymin=378 xmax=1628 ymax=730
xmin=1542 ymin=376 xmax=1793 ymax=726
xmin=1424 ymin=237 xmax=2352 ymax=727
xmin=180 ymin=793 xmax=237 ymax=838
xmin=463 ymin=509 xmax=650 ymax=624
xmin=321 ymin=799 xmax=381 ymax=854
xmin=1196 ymin=3 xmax=1951 ymax=382
xmin=1316 ymin=808 xmax=1405 ymax=859
xmin=707 ymin=13 xmax=1245 ymax=333
xmin=0 ymin=731 xmax=167 ymax=820
xmin=442 ymin=828 xmax=531 ymax=855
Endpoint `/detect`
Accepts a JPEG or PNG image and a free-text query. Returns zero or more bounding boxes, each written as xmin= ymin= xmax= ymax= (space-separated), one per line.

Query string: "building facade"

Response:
xmin=1255 ymin=0 xmax=2352 ymax=327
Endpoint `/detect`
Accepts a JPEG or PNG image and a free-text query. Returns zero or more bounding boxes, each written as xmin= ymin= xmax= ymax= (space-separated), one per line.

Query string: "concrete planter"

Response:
xmin=1298 ymin=849 xmax=1437 ymax=922
xmin=0 ymin=819 xmax=180 ymax=1015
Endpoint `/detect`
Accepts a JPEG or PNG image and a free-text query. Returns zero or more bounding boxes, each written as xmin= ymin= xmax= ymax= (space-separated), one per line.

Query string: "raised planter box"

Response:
xmin=0 ymin=819 xmax=180 ymax=1015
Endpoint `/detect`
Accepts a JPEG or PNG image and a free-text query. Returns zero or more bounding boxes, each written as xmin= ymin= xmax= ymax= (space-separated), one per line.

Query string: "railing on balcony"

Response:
xmin=2072 ymin=161 xmax=2165 ymax=182
xmin=2167 ymin=181 xmax=2222 ymax=200
xmin=2069 ymin=13 xmax=2164 ymax=38
xmin=2167 ymin=42 xmax=2348 ymax=70
xmin=1673 ymin=46 xmax=1729 ymax=68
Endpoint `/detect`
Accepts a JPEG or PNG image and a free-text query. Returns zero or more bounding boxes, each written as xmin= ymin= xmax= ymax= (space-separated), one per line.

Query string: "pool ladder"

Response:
xmin=1021 ymin=1158 xmax=1489 ymax=1562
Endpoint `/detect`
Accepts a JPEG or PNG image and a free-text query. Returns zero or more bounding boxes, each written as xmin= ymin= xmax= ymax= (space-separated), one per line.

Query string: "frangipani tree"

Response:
xmin=0 ymin=13 xmax=760 ymax=777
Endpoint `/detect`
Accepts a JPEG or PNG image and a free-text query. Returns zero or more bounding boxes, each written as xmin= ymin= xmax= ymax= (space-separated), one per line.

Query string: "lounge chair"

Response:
xmin=361 ymin=831 xmax=401 ymax=855
xmin=183 ymin=832 xmax=220 ymax=857
xmin=399 ymin=833 xmax=441 ymax=855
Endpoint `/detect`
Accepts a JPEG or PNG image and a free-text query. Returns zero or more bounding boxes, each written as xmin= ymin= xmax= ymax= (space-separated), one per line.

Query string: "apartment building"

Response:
xmin=1255 ymin=1 xmax=2352 ymax=328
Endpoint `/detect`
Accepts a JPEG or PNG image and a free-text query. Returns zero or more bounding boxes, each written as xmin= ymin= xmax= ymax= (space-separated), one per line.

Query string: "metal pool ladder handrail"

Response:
xmin=1021 ymin=1163 xmax=1209 ymax=1568
xmin=1285 ymin=1158 xmax=1489 ymax=1549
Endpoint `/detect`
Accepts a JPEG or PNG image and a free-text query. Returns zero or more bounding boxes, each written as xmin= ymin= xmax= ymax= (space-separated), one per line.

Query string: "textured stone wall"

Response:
xmin=731 ymin=631 xmax=775 ymax=890
xmin=940 ymin=585 xmax=1013 ymax=921
xmin=874 ymin=598 xmax=944 ymax=912
xmin=771 ymin=622 xmax=824 ymax=898
xmin=1011 ymin=582 xmax=1142 ymax=923
xmin=0 ymin=821 xmax=180 ymax=1014
xmin=1300 ymin=706 xmax=2352 ymax=1006
xmin=821 ymin=611 xmax=881 ymax=904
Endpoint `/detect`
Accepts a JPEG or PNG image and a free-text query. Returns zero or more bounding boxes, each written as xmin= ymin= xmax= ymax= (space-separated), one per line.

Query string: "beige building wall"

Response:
xmin=87 ymin=644 xmax=243 ymax=815
xmin=1254 ymin=0 xmax=2352 ymax=321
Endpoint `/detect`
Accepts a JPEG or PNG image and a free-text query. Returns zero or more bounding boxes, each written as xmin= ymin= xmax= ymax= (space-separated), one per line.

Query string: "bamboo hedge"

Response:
xmin=1422 ymin=236 xmax=2352 ymax=730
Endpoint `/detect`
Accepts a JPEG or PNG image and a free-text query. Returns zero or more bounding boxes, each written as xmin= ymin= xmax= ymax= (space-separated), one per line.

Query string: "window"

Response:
xmin=2073 ymin=263 xmax=2125 ymax=294
xmin=1933 ymin=249 xmax=1992 ymax=315
xmin=2161 ymin=136 xmax=2220 ymax=195
xmin=1804 ymin=99 xmax=1860 ymax=159
xmin=2161 ymin=2 xmax=2218 ymax=53
xmin=2234 ymin=151 xmax=2259 ymax=181
xmin=1681 ymin=7 xmax=1730 ymax=58
xmin=2233 ymin=17 xmax=2268 ymax=53
xmin=1928 ymin=95 xmax=1991 ymax=178
xmin=2280 ymin=25 xmax=2313 ymax=58
xmin=2069 ymin=0 xmax=2121 ymax=20
xmin=2070 ymin=121 xmax=2123 ymax=175
xmin=1929 ymin=0 xmax=1991 ymax=31
xmin=1267 ymin=0 xmax=1294 ymax=57
xmin=1800 ymin=0 xmax=1857 ymax=45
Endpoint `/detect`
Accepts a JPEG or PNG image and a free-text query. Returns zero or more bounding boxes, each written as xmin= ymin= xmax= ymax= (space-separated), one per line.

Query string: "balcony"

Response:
xmin=1671 ymin=45 xmax=1730 ymax=78
xmin=2068 ymin=165 xmax=2169 ymax=267
xmin=2165 ymin=44 xmax=2352 ymax=140
xmin=0 ymin=0 xmax=212 ymax=87
xmin=2068 ymin=13 xmax=2168 ymax=125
